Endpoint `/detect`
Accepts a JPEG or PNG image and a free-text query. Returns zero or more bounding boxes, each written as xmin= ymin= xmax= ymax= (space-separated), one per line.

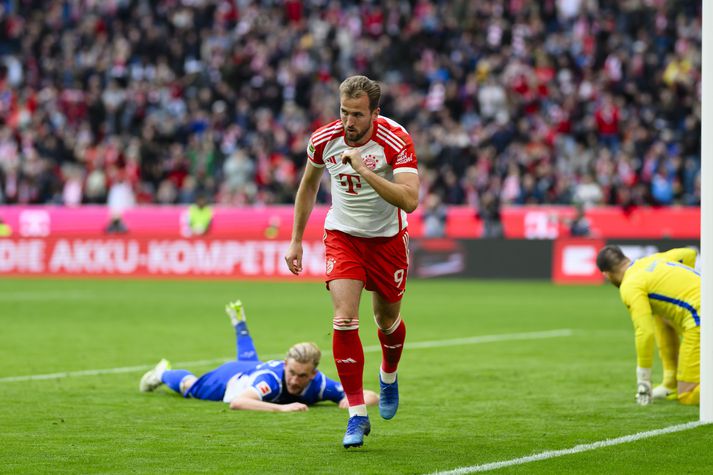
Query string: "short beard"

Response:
xmin=346 ymin=127 xmax=368 ymax=144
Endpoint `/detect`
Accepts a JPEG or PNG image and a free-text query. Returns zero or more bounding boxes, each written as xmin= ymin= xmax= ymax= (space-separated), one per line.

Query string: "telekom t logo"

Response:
xmin=339 ymin=174 xmax=362 ymax=195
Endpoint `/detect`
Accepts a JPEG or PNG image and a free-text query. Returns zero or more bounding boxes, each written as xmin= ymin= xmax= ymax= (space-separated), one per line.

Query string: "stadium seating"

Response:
xmin=0 ymin=1 xmax=701 ymax=208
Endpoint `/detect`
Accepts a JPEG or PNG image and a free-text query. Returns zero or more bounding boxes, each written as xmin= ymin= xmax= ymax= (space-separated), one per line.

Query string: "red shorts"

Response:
xmin=324 ymin=229 xmax=410 ymax=303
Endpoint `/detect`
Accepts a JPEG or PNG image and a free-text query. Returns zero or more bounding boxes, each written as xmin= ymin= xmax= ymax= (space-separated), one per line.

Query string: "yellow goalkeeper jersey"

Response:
xmin=619 ymin=248 xmax=700 ymax=368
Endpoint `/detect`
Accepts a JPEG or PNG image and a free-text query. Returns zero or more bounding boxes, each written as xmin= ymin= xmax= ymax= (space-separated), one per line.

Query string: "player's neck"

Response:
xmin=617 ymin=261 xmax=631 ymax=283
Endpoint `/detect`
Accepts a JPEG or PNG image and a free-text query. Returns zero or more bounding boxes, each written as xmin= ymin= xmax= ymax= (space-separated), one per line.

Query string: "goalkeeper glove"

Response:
xmin=635 ymin=367 xmax=653 ymax=406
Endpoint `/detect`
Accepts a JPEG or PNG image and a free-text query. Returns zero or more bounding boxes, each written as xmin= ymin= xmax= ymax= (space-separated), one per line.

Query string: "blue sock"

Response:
xmin=161 ymin=369 xmax=193 ymax=394
xmin=236 ymin=321 xmax=259 ymax=361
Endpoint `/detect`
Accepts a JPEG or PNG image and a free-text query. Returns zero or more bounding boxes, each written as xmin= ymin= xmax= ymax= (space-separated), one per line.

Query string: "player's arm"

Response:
xmin=622 ymin=287 xmax=656 ymax=404
xmin=341 ymin=149 xmax=419 ymax=213
xmin=320 ymin=374 xmax=379 ymax=408
xmin=338 ymin=390 xmax=379 ymax=409
xmin=285 ymin=162 xmax=323 ymax=275
xmin=660 ymin=248 xmax=697 ymax=268
xmin=229 ymin=389 xmax=308 ymax=413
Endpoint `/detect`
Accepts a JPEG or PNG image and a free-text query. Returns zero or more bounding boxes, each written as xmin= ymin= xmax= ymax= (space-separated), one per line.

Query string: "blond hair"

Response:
xmin=286 ymin=342 xmax=321 ymax=368
xmin=339 ymin=75 xmax=381 ymax=111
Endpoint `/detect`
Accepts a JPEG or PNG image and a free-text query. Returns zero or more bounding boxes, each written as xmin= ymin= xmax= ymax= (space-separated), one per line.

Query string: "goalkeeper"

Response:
xmin=596 ymin=245 xmax=700 ymax=406
xmin=139 ymin=300 xmax=378 ymax=412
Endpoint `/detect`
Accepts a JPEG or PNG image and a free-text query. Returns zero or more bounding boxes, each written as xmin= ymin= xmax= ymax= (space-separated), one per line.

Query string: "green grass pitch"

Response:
xmin=0 ymin=278 xmax=710 ymax=474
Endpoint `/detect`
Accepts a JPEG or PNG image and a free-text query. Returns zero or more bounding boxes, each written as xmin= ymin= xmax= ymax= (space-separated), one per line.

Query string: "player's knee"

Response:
xmin=678 ymin=386 xmax=700 ymax=405
xmin=180 ymin=375 xmax=197 ymax=395
xmin=374 ymin=313 xmax=401 ymax=333
xmin=333 ymin=316 xmax=359 ymax=330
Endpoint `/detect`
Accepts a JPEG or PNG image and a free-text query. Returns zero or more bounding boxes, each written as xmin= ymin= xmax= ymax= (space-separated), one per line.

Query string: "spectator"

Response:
xmin=573 ymin=173 xmax=604 ymax=207
xmin=222 ymin=149 xmax=256 ymax=204
xmin=651 ymin=163 xmax=675 ymax=205
xmin=0 ymin=217 xmax=11 ymax=236
xmin=422 ymin=193 xmax=447 ymax=238
xmin=185 ymin=192 xmax=214 ymax=237
xmin=105 ymin=170 xmax=135 ymax=234
xmin=61 ymin=164 xmax=84 ymax=207
xmin=478 ymin=190 xmax=504 ymax=239
xmin=567 ymin=203 xmax=592 ymax=237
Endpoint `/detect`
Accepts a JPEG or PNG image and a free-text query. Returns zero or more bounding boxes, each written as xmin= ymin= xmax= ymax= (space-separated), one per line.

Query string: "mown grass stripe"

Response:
xmin=0 ymin=329 xmax=572 ymax=382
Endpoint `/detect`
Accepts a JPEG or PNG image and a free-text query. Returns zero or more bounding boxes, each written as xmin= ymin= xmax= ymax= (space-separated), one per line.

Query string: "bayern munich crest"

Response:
xmin=326 ymin=257 xmax=336 ymax=275
xmin=362 ymin=154 xmax=378 ymax=170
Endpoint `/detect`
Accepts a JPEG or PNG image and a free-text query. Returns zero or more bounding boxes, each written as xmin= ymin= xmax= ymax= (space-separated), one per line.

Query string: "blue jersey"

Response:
xmin=185 ymin=360 xmax=345 ymax=405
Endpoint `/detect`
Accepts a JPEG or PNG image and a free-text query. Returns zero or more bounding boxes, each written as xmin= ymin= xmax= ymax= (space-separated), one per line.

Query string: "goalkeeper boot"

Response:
xmin=342 ymin=415 xmax=371 ymax=448
xmin=139 ymin=358 xmax=171 ymax=392
xmin=379 ymin=375 xmax=399 ymax=420
xmin=652 ymin=384 xmax=678 ymax=401
xmin=225 ymin=300 xmax=246 ymax=327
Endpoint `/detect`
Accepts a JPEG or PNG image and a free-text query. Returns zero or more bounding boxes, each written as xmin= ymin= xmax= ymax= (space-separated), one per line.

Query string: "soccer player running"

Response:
xmin=596 ymin=245 xmax=700 ymax=405
xmin=284 ymin=75 xmax=419 ymax=448
xmin=139 ymin=300 xmax=378 ymax=411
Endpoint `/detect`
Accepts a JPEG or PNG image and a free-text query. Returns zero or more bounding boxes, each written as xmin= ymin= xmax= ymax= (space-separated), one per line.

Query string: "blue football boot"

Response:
xmin=379 ymin=376 xmax=399 ymax=420
xmin=342 ymin=415 xmax=371 ymax=448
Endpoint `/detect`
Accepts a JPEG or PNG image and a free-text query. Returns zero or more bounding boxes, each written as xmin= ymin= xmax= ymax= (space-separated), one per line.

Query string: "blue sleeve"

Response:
xmin=248 ymin=371 xmax=281 ymax=401
xmin=320 ymin=373 xmax=345 ymax=403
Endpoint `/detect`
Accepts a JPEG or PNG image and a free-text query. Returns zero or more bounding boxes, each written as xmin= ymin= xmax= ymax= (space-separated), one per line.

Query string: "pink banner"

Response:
xmin=0 ymin=205 xmax=327 ymax=239
xmin=0 ymin=205 xmax=700 ymax=239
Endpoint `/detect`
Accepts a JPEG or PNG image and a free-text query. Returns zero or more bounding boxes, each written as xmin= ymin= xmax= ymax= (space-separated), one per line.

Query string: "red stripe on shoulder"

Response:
xmin=312 ymin=119 xmax=342 ymax=136
xmin=311 ymin=120 xmax=344 ymax=145
xmin=376 ymin=116 xmax=411 ymax=144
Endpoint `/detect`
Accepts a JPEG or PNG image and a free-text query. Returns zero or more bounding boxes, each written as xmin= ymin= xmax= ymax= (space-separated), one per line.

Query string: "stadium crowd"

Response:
xmin=0 ymin=0 xmax=702 ymax=210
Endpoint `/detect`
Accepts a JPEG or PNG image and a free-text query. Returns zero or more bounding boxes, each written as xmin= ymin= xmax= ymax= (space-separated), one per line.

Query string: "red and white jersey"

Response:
xmin=307 ymin=116 xmax=418 ymax=237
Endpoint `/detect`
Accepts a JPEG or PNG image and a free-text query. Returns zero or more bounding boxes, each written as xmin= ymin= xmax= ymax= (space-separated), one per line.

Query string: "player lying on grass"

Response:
xmin=597 ymin=245 xmax=700 ymax=406
xmin=140 ymin=300 xmax=379 ymax=412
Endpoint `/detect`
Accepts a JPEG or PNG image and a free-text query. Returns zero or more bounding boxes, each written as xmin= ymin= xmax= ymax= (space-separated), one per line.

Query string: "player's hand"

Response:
xmin=281 ymin=402 xmax=308 ymax=412
xmin=338 ymin=397 xmax=349 ymax=409
xmin=341 ymin=149 xmax=365 ymax=174
xmin=635 ymin=381 xmax=653 ymax=405
xmin=284 ymin=241 xmax=303 ymax=275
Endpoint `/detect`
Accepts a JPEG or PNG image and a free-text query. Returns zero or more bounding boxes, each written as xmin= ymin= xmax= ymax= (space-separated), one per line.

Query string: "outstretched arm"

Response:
xmin=338 ymin=389 xmax=379 ymax=409
xmin=229 ymin=389 xmax=308 ymax=412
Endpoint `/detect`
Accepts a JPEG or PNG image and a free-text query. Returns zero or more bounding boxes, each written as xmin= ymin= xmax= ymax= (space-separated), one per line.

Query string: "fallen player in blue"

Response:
xmin=140 ymin=300 xmax=379 ymax=414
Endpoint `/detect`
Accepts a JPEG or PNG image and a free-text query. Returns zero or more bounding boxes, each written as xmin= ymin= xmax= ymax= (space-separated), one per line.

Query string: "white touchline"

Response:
xmin=0 ymin=329 xmax=573 ymax=383
xmin=429 ymin=421 xmax=710 ymax=475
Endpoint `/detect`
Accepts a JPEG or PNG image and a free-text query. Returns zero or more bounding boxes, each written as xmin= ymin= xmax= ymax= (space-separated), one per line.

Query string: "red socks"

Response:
xmin=332 ymin=315 xmax=406 ymax=407
xmin=378 ymin=317 xmax=406 ymax=373
xmin=332 ymin=323 xmax=365 ymax=406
